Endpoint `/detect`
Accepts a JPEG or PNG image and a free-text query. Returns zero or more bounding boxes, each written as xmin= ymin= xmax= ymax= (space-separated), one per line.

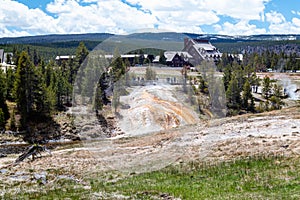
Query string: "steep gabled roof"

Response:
xmin=164 ymin=51 xmax=192 ymax=62
xmin=194 ymin=43 xmax=215 ymax=51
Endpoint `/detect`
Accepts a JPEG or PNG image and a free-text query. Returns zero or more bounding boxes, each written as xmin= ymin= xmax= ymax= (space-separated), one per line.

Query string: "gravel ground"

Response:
xmin=1 ymin=106 xmax=299 ymax=177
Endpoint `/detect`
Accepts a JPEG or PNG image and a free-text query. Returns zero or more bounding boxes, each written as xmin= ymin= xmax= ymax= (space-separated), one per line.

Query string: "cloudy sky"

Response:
xmin=1 ymin=0 xmax=300 ymax=37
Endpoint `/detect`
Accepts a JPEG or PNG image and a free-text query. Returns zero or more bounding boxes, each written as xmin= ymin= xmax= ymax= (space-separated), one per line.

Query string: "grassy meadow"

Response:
xmin=3 ymin=155 xmax=300 ymax=200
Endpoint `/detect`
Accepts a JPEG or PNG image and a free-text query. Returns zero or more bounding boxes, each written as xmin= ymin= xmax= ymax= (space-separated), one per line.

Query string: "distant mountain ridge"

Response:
xmin=0 ymin=33 xmax=113 ymax=44
xmin=0 ymin=32 xmax=300 ymax=45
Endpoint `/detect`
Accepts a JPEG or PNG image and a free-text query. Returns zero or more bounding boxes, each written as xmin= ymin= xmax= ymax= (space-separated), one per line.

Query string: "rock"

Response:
xmin=11 ymin=171 xmax=30 ymax=182
xmin=107 ymin=116 xmax=114 ymax=120
xmin=34 ymin=172 xmax=47 ymax=185
xmin=283 ymin=134 xmax=289 ymax=137
xmin=0 ymin=153 xmax=7 ymax=158
xmin=280 ymin=144 xmax=289 ymax=149
xmin=64 ymin=133 xmax=81 ymax=141
xmin=61 ymin=129 xmax=68 ymax=134
xmin=292 ymin=132 xmax=299 ymax=136
xmin=81 ymin=125 xmax=95 ymax=132
xmin=121 ymin=104 xmax=130 ymax=109
xmin=83 ymin=185 xmax=91 ymax=190
xmin=275 ymin=160 xmax=281 ymax=165
xmin=57 ymin=175 xmax=79 ymax=183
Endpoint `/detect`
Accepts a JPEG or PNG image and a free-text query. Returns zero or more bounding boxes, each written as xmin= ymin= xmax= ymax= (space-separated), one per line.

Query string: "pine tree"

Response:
xmin=145 ymin=66 xmax=156 ymax=80
xmin=249 ymin=96 xmax=256 ymax=113
xmin=159 ymin=51 xmax=166 ymax=65
xmin=44 ymin=61 xmax=55 ymax=87
xmin=270 ymin=83 xmax=284 ymax=110
xmin=0 ymin=108 xmax=5 ymax=130
xmin=262 ymin=76 xmax=271 ymax=99
xmin=249 ymin=72 xmax=260 ymax=93
xmin=0 ymin=69 xmax=9 ymax=121
xmin=265 ymin=100 xmax=270 ymax=112
xmin=222 ymin=64 xmax=232 ymax=91
xmin=110 ymin=48 xmax=125 ymax=83
xmin=93 ymin=83 xmax=103 ymax=111
xmin=124 ymin=58 xmax=131 ymax=68
xmin=74 ymin=42 xmax=89 ymax=93
xmin=112 ymin=80 xmax=121 ymax=113
xmin=75 ymin=42 xmax=89 ymax=68
xmin=13 ymin=51 xmax=35 ymax=126
xmin=198 ymin=75 xmax=209 ymax=94
xmin=226 ymin=75 xmax=241 ymax=111
xmin=6 ymin=53 xmax=12 ymax=64
xmin=33 ymin=65 xmax=51 ymax=115
xmin=134 ymin=56 xmax=139 ymax=65
xmin=234 ymin=64 xmax=244 ymax=90
xmin=51 ymin=68 xmax=69 ymax=110
xmin=33 ymin=49 xmax=40 ymax=66
xmin=5 ymin=67 xmax=15 ymax=101
xmin=82 ymin=53 xmax=107 ymax=103
xmin=181 ymin=65 xmax=188 ymax=93
xmin=242 ymin=79 xmax=252 ymax=110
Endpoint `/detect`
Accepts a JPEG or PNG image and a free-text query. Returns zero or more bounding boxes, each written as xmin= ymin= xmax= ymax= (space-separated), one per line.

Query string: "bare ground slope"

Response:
xmin=1 ymin=106 xmax=300 ymax=180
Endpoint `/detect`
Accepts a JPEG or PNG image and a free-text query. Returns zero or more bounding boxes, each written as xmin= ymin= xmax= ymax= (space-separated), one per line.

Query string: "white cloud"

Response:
xmin=80 ymin=0 xmax=98 ymax=3
xmin=0 ymin=0 xmax=298 ymax=37
xmin=123 ymin=0 xmax=220 ymax=33
xmin=115 ymin=0 xmax=270 ymax=34
xmin=213 ymin=20 xmax=267 ymax=35
xmin=291 ymin=10 xmax=300 ymax=16
xmin=46 ymin=0 xmax=157 ymax=34
xmin=202 ymin=0 xmax=270 ymax=21
xmin=0 ymin=0 xmax=58 ymax=36
xmin=265 ymin=11 xmax=300 ymax=34
xmin=292 ymin=18 xmax=300 ymax=27
xmin=43 ymin=0 xmax=220 ymax=34
xmin=266 ymin=11 xmax=285 ymax=24
xmin=0 ymin=24 xmax=31 ymax=37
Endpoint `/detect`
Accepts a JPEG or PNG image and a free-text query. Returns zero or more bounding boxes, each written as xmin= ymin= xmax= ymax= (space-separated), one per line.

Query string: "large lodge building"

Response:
xmin=154 ymin=38 xmax=223 ymax=67
xmin=55 ymin=38 xmax=232 ymax=69
xmin=55 ymin=38 xmax=223 ymax=68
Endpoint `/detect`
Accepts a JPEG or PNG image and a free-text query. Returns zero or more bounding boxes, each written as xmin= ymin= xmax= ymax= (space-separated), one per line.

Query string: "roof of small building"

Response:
xmin=55 ymin=55 xmax=76 ymax=60
xmin=102 ymin=54 xmax=148 ymax=59
xmin=164 ymin=51 xmax=192 ymax=62
xmin=228 ymin=53 xmax=243 ymax=61
xmin=153 ymin=55 xmax=160 ymax=62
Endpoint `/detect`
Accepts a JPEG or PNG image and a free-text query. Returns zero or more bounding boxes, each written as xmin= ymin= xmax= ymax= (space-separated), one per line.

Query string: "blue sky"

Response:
xmin=0 ymin=0 xmax=300 ymax=37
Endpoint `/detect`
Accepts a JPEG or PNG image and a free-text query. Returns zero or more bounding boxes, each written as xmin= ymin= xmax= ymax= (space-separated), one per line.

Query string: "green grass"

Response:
xmin=3 ymin=156 xmax=300 ymax=199
xmin=101 ymin=156 xmax=300 ymax=199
